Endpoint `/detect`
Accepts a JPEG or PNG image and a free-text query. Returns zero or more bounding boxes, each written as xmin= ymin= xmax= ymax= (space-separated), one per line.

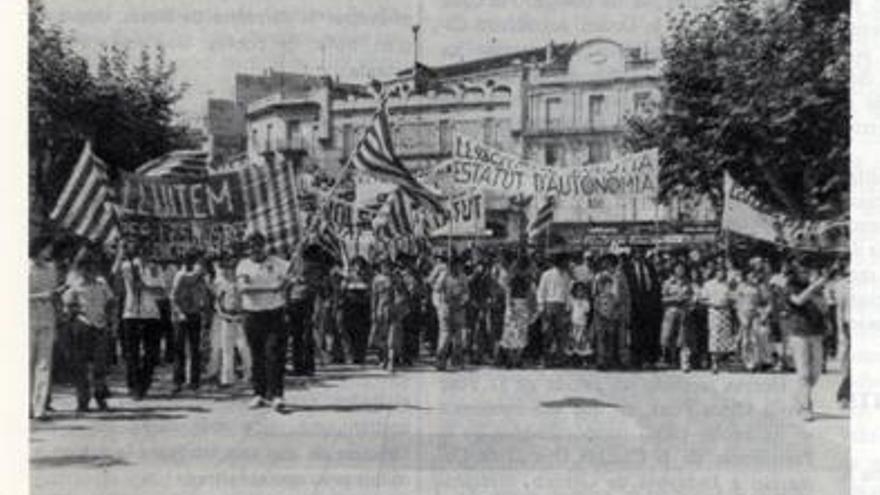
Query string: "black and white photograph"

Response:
xmin=4 ymin=0 xmax=874 ymax=493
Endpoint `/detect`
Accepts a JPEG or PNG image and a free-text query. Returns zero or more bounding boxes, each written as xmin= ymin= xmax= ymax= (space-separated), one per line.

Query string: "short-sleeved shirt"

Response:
xmin=779 ymin=280 xmax=826 ymax=337
xmin=120 ymin=259 xmax=164 ymax=320
xmin=236 ymin=255 xmax=289 ymax=311
xmin=214 ymin=276 xmax=241 ymax=315
xmin=63 ymin=275 xmax=114 ymax=329
xmin=701 ymin=279 xmax=731 ymax=308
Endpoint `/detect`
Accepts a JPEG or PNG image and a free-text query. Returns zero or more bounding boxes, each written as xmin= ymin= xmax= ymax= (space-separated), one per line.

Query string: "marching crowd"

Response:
xmin=29 ymin=231 xmax=850 ymax=421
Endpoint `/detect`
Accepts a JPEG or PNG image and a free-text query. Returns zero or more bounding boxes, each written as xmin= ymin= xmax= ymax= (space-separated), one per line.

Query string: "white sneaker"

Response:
xmin=249 ymin=397 xmax=267 ymax=409
xmin=271 ymin=397 xmax=285 ymax=412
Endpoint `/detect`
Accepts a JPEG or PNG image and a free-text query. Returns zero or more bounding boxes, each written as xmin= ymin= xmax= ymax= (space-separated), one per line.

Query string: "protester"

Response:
xmin=370 ymin=258 xmax=396 ymax=370
xmin=593 ymin=257 xmax=621 ymax=370
xmin=536 ymin=253 xmax=571 ymax=367
xmin=62 ymin=249 xmax=115 ymax=413
xmin=781 ymin=259 xmax=833 ymax=421
xmin=170 ymin=250 xmax=211 ymax=394
xmin=209 ymin=255 xmax=251 ymax=386
xmin=626 ymin=248 xmax=662 ymax=369
xmin=834 ymin=259 xmax=850 ymax=409
xmin=29 ymin=235 xmax=60 ymax=420
xmin=112 ymin=240 xmax=166 ymax=399
xmin=498 ymin=256 xmax=533 ymax=368
xmin=236 ymin=232 xmax=291 ymax=411
xmin=567 ymin=281 xmax=593 ymax=367
xmin=701 ymin=266 xmax=735 ymax=374
xmin=736 ymin=268 xmax=772 ymax=372
xmin=434 ymin=255 xmax=470 ymax=371
xmin=660 ymin=262 xmax=691 ymax=367
xmin=340 ymin=256 xmax=371 ymax=365
xmin=681 ymin=267 xmax=706 ymax=372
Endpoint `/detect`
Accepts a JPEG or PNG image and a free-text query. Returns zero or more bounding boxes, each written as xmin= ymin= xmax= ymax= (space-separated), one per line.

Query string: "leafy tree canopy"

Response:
xmin=625 ymin=0 xmax=849 ymax=219
xmin=30 ymin=0 xmax=193 ymax=212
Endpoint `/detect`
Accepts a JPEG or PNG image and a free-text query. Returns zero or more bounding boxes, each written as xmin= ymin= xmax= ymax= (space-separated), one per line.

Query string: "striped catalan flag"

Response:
xmin=49 ymin=142 xmax=119 ymax=246
xmin=349 ymin=101 xmax=445 ymax=213
xmin=528 ymin=195 xmax=556 ymax=241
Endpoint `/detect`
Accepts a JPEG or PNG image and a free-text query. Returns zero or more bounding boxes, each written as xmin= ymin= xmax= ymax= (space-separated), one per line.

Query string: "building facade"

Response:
xmin=240 ymin=39 xmax=714 ymax=245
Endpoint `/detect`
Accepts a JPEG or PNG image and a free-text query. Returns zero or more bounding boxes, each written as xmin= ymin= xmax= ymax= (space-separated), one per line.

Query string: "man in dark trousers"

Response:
xmin=625 ymin=247 xmax=663 ymax=369
xmin=287 ymin=243 xmax=333 ymax=376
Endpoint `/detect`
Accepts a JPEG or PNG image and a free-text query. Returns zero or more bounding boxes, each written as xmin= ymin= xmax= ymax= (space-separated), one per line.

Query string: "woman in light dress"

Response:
xmin=498 ymin=257 xmax=536 ymax=368
xmin=701 ymin=266 xmax=735 ymax=374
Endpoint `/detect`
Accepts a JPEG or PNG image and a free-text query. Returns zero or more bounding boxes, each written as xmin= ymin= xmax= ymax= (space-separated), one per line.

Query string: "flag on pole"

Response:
xmin=49 ymin=142 xmax=119 ymax=245
xmin=239 ymin=159 xmax=301 ymax=255
xmin=528 ymin=195 xmax=556 ymax=241
xmin=136 ymin=149 xmax=210 ymax=178
xmin=349 ymin=101 xmax=445 ymax=213
xmin=302 ymin=213 xmax=347 ymax=267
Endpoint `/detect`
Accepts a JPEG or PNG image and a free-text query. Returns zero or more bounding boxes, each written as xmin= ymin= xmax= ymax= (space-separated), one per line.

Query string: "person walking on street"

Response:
xmin=211 ymin=255 xmax=251 ymax=386
xmin=498 ymin=256 xmax=534 ymax=368
xmin=236 ymin=232 xmax=291 ymax=412
xmin=112 ymin=241 xmax=166 ymax=400
xmin=62 ymin=249 xmax=115 ymax=413
xmin=29 ymin=235 xmax=60 ymax=420
xmin=170 ymin=250 xmax=211 ymax=394
xmin=781 ymin=260 xmax=834 ymax=421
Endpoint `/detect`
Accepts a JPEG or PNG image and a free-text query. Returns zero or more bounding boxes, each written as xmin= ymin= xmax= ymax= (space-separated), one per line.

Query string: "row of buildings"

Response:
xmin=203 ymin=37 xmax=716 ymax=248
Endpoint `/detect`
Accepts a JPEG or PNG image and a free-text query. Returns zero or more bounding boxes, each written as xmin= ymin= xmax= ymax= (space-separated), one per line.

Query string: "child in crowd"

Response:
xmin=567 ymin=282 xmax=593 ymax=367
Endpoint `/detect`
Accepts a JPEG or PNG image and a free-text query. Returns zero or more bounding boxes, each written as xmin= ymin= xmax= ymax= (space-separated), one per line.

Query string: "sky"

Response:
xmin=43 ymin=0 xmax=719 ymax=126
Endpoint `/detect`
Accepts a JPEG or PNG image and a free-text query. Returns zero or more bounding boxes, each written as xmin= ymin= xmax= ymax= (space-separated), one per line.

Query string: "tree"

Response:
xmin=624 ymin=0 xmax=849 ymax=219
xmin=29 ymin=0 xmax=192 ymax=221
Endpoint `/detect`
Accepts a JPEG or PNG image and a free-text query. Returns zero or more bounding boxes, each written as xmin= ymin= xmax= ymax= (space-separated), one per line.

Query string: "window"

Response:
xmin=342 ymin=124 xmax=354 ymax=156
xmin=265 ymin=123 xmax=273 ymax=152
xmin=634 ymin=91 xmax=652 ymax=114
xmin=545 ymin=97 xmax=562 ymax=129
xmin=439 ymin=120 xmax=452 ymax=153
xmin=286 ymin=120 xmax=300 ymax=149
xmin=588 ymin=95 xmax=605 ymax=127
xmin=483 ymin=118 xmax=494 ymax=145
xmin=545 ymin=143 xmax=562 ymax=167
xmin=251 ymin=128 xmax=258 ymax=150
xmin=588 ymin=140 xmax=609 ymax=164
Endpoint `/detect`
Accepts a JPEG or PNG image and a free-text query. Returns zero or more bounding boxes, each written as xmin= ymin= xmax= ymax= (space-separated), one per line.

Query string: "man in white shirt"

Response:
xmin=537 ymin=253 xmax=572 ymax=367
xmin=112 ymin=241 xmax=166 ymax=400
xmin=236 ymin=231 xmax=291 ymax=412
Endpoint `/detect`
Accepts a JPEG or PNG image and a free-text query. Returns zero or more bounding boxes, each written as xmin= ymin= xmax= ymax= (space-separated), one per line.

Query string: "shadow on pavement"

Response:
xmin=45 ymin=405 xmax=211 ymax=422
xmin=279 ymin=403 xmax=430 ymax=415
xmin=31 ymin=454 xmax=129 ymax=469
xmin=30 ymin=423 xmax=90 ymax=432
xmin=812 ymin=412 xmax=850 ymax=421
xmin=540 ymin=397 xmax=620 ymax=409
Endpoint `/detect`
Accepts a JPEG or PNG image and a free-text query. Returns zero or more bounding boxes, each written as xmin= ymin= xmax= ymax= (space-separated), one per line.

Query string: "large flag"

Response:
xmin=49 ymin=142 xmax=118 ymax=245
xmin=528 ymin=195 xmax=555 ymax=241
xmin=349 ymin=101 xmax=445 ymax=213
xmin=239 ymin=159 xmax=302 ymax=255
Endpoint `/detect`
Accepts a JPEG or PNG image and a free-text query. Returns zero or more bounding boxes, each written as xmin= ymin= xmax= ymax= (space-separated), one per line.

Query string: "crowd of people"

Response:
xmin=28 ymin=231 xmax=850 ymax=422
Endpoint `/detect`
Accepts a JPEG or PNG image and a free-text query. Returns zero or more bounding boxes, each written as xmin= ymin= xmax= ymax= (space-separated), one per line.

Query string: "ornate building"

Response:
xmin=240 ymin=39 xmax=713 ymax=245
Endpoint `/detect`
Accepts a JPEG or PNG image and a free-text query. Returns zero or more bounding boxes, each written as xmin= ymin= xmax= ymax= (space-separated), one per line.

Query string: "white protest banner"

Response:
xmin=429 ymin=192 xmax=486 ymax=237
xmin=452 ymin=133 xmax=531 ymax=170
xmin=433 ymin=148 xmax=659 ymax=220
xmin=722 ymin=173 xmax=848 ymax=252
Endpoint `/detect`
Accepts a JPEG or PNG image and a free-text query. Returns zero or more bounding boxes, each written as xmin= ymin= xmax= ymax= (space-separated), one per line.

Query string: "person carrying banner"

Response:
xmin=210 ymin=255 xmax=251 ymax=386
xmin=112 ymin=240 xmax=166 ymax=400
xmin=237 ymin=232 xmax=291 ymax=412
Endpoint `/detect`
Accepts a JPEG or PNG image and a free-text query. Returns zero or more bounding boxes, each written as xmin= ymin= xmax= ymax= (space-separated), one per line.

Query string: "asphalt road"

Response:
xmin=30 ymin=363 xmax=849 ymax=495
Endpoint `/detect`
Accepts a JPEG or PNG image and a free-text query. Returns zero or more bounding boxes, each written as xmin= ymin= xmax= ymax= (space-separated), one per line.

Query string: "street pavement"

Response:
xmin=30 ymin=363 xmax=849 ymax=495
